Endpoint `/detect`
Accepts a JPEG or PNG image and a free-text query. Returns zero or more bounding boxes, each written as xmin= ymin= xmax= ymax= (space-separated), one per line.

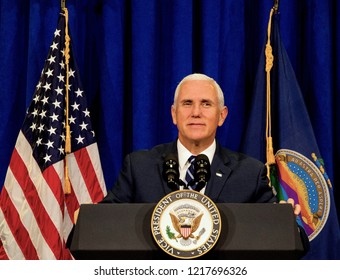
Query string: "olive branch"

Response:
xmin=166 ymin=226 xmax=178 ymax=242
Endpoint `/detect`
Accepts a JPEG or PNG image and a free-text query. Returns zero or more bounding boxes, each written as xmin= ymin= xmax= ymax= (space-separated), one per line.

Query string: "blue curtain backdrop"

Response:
xmin=0 ymin=0 xmax=339 ymax=223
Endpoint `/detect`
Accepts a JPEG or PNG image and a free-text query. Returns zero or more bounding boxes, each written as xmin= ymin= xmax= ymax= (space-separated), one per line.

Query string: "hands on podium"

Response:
xmin=279 ymin=198 xmax=301 ymax=216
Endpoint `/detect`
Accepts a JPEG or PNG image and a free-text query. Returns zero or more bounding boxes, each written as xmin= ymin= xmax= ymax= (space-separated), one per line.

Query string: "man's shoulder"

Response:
xmin=218 ymin=144 xmax=265 ymax=167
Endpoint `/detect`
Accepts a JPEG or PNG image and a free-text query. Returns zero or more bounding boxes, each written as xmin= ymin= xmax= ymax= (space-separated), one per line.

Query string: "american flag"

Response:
xmin=0 ymin=10 xmax=107 ymax=259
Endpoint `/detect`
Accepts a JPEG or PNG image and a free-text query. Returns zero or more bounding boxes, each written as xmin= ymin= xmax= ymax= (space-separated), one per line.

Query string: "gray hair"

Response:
xmin=173 ymin=73 xmax=225 ymax=109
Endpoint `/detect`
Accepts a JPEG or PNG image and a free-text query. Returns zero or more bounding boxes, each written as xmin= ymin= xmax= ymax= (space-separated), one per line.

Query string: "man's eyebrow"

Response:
xmin=200 ymin=99 xmax=216 ymax=105
xmin=180 ymin=99 xmax=193 ymax=103
xmin=179 ymin=98 xmax=215 ymax=104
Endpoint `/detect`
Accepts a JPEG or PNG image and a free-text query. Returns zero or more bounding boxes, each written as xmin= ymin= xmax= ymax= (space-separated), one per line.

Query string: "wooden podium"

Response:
xmin=69 ymin=203 xmax=306 ymax=260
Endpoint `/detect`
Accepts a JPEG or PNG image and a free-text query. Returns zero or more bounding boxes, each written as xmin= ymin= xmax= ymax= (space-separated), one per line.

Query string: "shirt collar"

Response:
xmin=177 ymin=139 xmax=216 ymax=169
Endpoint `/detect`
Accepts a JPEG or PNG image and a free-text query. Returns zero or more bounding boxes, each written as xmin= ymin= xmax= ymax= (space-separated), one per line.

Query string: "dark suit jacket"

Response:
xmin=102 ymin=141 xmax=278 ymax=204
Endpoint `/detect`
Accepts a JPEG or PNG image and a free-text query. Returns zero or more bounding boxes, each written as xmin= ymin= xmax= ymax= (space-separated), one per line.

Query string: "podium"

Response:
xmin=69 ymin=203 xmax=306 ymax=260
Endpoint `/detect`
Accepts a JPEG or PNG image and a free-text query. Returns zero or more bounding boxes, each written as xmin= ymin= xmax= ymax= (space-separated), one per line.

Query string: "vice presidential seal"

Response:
xmin=151 ymin=190 xmax=221 ymax=259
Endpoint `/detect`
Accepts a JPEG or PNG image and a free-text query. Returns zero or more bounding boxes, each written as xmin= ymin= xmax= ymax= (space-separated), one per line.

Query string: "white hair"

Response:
xmin=173 ymin=73 xmax=225 ymax=109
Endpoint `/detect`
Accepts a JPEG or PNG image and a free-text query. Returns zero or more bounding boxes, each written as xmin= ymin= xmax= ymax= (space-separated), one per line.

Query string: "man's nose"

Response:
xmin=191 ymin=104 xmax=201 ymax=117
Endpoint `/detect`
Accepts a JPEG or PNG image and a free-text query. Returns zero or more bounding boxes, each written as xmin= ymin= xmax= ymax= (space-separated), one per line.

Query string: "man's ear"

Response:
xmin=218 ymin=106 xmax=228 ymax=126
xmin=171 ymin=105 xmax=177 ymax=125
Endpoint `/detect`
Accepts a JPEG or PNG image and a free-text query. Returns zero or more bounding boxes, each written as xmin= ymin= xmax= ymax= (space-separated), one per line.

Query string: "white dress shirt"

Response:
xmin=177 ymin=139 xmax=216 ymax=193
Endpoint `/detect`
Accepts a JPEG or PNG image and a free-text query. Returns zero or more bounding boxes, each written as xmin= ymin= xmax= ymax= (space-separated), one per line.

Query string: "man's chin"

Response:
xmin=184 ymin=135 xmax=211 ymax=144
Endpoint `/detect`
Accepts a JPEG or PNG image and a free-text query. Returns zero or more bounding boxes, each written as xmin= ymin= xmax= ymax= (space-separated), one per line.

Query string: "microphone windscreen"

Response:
xmin=162 ymin=153 xmax=179 ymax=190
xmin=194 ymin=154 xmax=211 ymax=190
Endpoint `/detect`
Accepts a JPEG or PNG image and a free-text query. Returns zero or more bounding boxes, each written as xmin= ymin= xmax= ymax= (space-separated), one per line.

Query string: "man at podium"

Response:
xmin=70 ymin=73 xmax=309 ymax=259
xmin=101 ymin=73 xmax=299 ymax=215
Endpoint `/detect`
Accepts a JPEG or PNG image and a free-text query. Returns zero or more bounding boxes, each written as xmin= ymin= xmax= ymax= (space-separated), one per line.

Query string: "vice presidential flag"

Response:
xmin=0 ymin=9 xmax=107 ymax=259
xmin=241 ymin=9 xmax=340 ymax=259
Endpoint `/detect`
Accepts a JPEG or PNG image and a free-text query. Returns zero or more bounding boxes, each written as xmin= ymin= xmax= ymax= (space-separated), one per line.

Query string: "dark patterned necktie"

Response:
xmin=185 ymin=155 xmax=196 ymax=188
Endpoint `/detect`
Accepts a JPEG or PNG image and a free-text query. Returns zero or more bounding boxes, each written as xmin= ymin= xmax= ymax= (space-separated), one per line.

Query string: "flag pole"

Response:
xmin=62 ymin=3 xmax=72 ymax=194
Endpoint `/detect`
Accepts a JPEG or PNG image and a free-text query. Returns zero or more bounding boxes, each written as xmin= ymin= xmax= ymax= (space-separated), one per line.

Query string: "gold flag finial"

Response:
xmin=273 ymin=0 xmax=279 ymax=13
xmin=61 ymin=0 xmax=66 ymax=9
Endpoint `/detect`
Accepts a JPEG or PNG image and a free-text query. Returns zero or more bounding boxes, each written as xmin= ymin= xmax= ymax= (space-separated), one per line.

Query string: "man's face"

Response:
xmin=171 ymin=79 xmax=228 ymax=148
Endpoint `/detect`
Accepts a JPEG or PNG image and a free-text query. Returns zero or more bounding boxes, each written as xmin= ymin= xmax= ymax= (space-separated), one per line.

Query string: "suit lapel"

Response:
xmin=205 ymin=144 xmax=232 ymax=202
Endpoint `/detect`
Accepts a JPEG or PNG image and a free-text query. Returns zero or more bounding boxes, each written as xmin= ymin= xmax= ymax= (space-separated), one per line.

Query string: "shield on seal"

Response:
xmin=180 ymin=225 xmax=192 ymax=239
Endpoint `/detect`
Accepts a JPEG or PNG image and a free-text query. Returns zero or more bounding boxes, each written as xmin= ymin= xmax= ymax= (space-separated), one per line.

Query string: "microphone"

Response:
xmin=162 ymin=153 xmax=180 ymax=191
xmin=194 ymin=154 xmax=211 ymax=192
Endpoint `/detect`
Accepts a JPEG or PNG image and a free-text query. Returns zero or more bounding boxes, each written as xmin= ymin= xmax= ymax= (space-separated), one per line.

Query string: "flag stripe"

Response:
xmin=68 ymin=152 xmax=93 ymax=203
xmin=74 ymin=146 xmax=104 ymax=202
xmin=0 ymin=187 xmax=38 ymax=259
xmin=0 ymin=237 xmax=9 ymax=260
xmin=4 ymin=163 xmax=55 ymax=259
xmin=86 ymin=143 xmax=107 ymax=194
xmin=9 ymin=148 xmax=64 ymax=259
xmin=42 ymin=164 xmax=64 ymax=213
xmin=64 ymin=188 xmax=79 ymax=227
xmin=15 ymin=132 xmax=64 ymax=228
